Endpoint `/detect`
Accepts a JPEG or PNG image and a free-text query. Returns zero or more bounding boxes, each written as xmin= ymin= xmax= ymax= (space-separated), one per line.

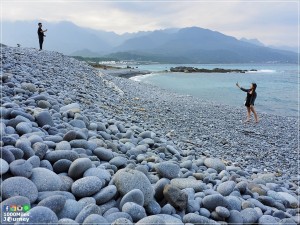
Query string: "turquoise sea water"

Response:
xmin=129 ymin=64 xmax=298 ymax=117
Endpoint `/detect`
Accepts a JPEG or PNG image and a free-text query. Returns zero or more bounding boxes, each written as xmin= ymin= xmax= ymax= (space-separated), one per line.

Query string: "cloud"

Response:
xmin=1 ymin=0 xmax=298 ymax=47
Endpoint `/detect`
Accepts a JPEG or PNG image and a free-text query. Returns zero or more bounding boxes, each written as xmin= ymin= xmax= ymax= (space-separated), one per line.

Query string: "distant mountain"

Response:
xmin=2 ymin=21 xmax=298 ymax=63
xmin=240 ymin=38 xmax=265 ymax=47
xmin=108 ymin=27 xmax=298 ymax=63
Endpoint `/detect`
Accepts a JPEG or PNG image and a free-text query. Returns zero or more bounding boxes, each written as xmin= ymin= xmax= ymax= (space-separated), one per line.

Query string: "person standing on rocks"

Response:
xmin=236 ymin=82 xmax=259 ymax=123
xmin=37 ymin=23 xmax=47 ymax=50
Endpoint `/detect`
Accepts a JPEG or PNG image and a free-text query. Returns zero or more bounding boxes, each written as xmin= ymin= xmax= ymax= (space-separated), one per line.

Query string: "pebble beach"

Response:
xmin=0 ymin=47 xmax=299 ymax=225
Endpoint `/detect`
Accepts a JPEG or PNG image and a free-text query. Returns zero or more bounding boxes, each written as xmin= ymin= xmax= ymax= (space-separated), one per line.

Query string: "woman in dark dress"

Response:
xmin=236 ymin=82 xmax=259 ymax=123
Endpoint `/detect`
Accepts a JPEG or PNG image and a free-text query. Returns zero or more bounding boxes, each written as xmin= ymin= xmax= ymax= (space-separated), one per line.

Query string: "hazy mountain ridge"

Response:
xmin=2 ymin=21 xmax=297 ymax=63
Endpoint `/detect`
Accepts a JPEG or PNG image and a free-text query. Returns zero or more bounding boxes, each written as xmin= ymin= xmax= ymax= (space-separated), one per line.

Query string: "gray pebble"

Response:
xmin=35 ymin=110 xmax=54 ymax=127
xmin=15 ymin=206 xmax=58 ymax=224
xmin=93 ymin=185 xmax=117 ymax=205
xmin=37 ymin=195 xmax=67 ymax=213
xmin=30 ymin=167 xmax=62 ymax=191
xmin=71 ymin=176 xmax=102 ymax=198
xmin=9 ymin=159 xmax=33 ymax=177
xmin=202 ymin=194 xmax=228 ymax=210
xmin=75 ymin=203 xmax=102 ymax=224
xmin=0 ymin=158 xmax=9 ymax=175
xmin=122 ymin=202 xmax=147 ymax=222
xmin=83 ymin=214 xmax=109 ymax=225
xmin=155 ymin=161 xmax=180 ymax=179
xmin=68 ymin=158 xmax=93 ymax=180
xmin=119 ymin=189 xmax=145 ymax=209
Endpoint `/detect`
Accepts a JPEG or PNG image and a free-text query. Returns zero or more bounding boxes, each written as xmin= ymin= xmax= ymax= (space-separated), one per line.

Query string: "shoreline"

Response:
xmin=1 ymin=47 xmax=299 ymax=225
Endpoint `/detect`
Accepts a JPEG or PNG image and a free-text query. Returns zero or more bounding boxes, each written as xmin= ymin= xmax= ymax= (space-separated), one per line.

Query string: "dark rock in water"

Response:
xmin=119 ymin=189 xmax=145 ymax=209
xmin=15 ymin=206 xmax=58 ymax=225
xmin=163 ymin=184 xmax=188 ymax=210
xmin=75 ymin=203 xmax=102 ymax=224
xmin=82 ymin=214 xmax=109 ymax=225
xmin=1 ymin=177 xmax=38 ymax=203
xmin=113 ymin=168 xmax=154 ymax=205
xmin=9 ymin=159 xmax=33 ymax=178
xmin=71 ymin=176 xmax=102 ymax=198
xmin=155 ymin=162 xmax=180 ymax=179
xmin=37 ymin=195 xmax=66 ymax=213
xmin=68 ymin=158 xmax=93 ymax=180
xmin=170 ymin=66 xmax=250 ymax=73
xmin=122 ymin=202 xmax=147 ymax=222
xmin=202 ymin=194 xmax=228 ymax=210
xmin=35 ymin=110 xmax=54 ymax=127
xmin=30 ymin=167 xmax=62 ymax=191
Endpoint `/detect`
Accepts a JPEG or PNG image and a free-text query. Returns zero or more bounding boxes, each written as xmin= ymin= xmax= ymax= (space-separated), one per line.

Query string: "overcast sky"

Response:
xmin=2 ymin=0 xmax=299 ymax=47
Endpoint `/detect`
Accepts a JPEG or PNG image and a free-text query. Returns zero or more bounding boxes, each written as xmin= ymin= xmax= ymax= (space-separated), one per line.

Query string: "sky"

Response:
xmin=1 ymin=0 xmax=299 ymax=47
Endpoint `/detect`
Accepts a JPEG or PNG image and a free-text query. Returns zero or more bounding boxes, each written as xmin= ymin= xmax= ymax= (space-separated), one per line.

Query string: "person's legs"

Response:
xmin=245 ymin=106 xmax=251 ymax=122
xmin=250 ymin=105 xmax=259 ymax=123
xmin=39 ymin=37 xmax=43 ymax=50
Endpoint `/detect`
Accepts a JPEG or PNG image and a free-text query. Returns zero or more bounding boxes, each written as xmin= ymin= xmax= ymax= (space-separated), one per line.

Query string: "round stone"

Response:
xmin=170 ymin=178 xmax=206 ymax=192
xmin=63 ymin=130 xmax=77 ymax=141
xmin=37 ymin=195 xmax=67 ymax=213
xmin=68 ymin=158 xmax=93 ymax=180
xmin=227 ymin=210 xmax=244 ymax=224
xmin=217 ymin=181 xmax=236 ymax=196
xmin=32 ymin=142 xmax=48 ymax=159
xmin=155 ymin=162 xmax=180 ymax=179
xmin=163 ymin=184 xmax=188 ymax=210
xmin=1 ymin=177 xmax=38 ymax=203
xmin=202 ymin=194 xmax=228 ymax=210
xmin=83 ymin=214 xmax=109 ymax=225
xmin=241 ymin=208 xmax=260 ymax=224
xmin=93 ymin=147 xmax=114 ymax=161
xmin=136 ymin=215 xmax=166 ymax=225
xmin=109 ymin=156 xmax=128 ymax=168
xmin=38 ymin=100 xmax=51 ymax=108
xmin=45 ymin=150 xmax=78 ymax=163
xmin=9 ymin=159 xmax=33 ymax=177
xmin=258 ymin=215 xmax=279 ymax=225
xmin=113 ymin=168 xmax=154 ymax=205
xmin=105 ymin=212 xmax=133 ymax=223
xmin=122 ymin=202 xmax=147 ymax=222
xmin=119 ymin=189 xmax=145 ymax=209
xmin=111 ymin=218 xmax=133 ymax=225
xmin=83 ymin=168 xmax=111 ymax=184
xmin=55 ymin=141 xmax=72 ymax=150
xmin=30 ymin=167 xmax=62 ymax=191
xmin=215 ymin=206 xmax=230 ymax=218
xmin=204 ymin=158 xmax=226 ymax=172
xmin=183 ymin=213 xmax=213 ymax=224
xmin=75 ymin=204 xmax=102 ymax=224
xmin=27 ymin=155 xmax=41 ymax=168
xmin=57 ymin=199 xmax=85 ymax=220
xmin=35 ymin=111 xmax=54 ymax=127
xmin=53 ymin=159 xmax=72 ymax=173
xmin=93 ymin=185 xmax=117 ymax=205
xmin=16 ymin=122 xmax=32 ymax=135
xmin=71 ymin=176 xmax=102 ymax=198
xmin=0 ymin=158 xmax=9 ymax=175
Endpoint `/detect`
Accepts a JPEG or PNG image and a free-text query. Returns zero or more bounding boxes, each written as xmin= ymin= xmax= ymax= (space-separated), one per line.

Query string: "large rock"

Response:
xmin=35 ymin=110 xmax=54 ymax=127
xmin=122 ymin=202 xmax=147 ymax=222
xmin=241 ymin=208 xmax=260 ymax=224
xmin=71 ymin=176 xmax=103 ymax=198
xmin=204 ymin=158 xmax=226 ymax=172
xmin=30 ymin=167 xmax=62 ymax=191
xmin=163 ymin=184 xmax=188 ymax=210
xmin=68 ymin=158 xmax=93 ymax=180
xmin=0 ymin=158 xmax=9 ymax=175
xmin=9 ymin=159 xmax=33 ymax=178
xmin=170 ymin=178 xmax=206 ymax=192
xmin=155 ymin=162 xmax=180 ymax=179
xmin=217 ymin=181 xmax=236 ymax=196
xmin=277 ymin=192 xmax=299 ymax=208
xmin=202 ymin=194 xmax=228 ymax=210
xmin=1 ymin=177 xmax=38 ymax=203
xmin=113 ymin=168 xmax=154 ymax=205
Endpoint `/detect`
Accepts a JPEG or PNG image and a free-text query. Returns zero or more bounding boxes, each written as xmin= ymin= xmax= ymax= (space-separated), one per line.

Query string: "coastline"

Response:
xmin=1 ymin=47 xmax=299 ymax=225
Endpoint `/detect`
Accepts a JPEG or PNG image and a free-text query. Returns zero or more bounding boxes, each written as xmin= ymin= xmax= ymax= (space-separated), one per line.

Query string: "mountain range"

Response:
xmin=2 ymin=21 xmax=298 ymax=63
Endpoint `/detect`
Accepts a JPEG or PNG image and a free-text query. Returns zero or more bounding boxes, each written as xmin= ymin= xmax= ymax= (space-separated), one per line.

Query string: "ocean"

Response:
xmin=128 ymin=63 xmax=298 ymax=117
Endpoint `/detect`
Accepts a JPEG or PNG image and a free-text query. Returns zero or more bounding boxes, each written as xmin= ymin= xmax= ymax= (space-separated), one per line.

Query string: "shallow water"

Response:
xmin=129 ymin=63 xmax=298 ymax=117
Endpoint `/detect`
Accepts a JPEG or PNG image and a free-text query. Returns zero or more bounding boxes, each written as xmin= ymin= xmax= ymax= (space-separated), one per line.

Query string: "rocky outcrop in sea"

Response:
xmin=0 ymin=47 xmax=299 ymax=225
